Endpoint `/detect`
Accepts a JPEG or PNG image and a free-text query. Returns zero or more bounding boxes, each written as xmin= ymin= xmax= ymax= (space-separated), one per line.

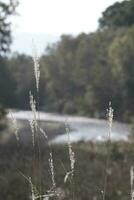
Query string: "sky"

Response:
xmin=11 ymin=0 xmax=123 ymax=54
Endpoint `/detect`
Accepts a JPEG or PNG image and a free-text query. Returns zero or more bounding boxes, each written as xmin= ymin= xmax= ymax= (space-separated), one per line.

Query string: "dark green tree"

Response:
xmin=41 ymin=30 xmax=121 ymax=117
xmin=99 ymin=0 xmax=134 ymax=29
xmin=109 ymin=26 xmax=134 ymax=120
xmin=0 ymin=57 xmax=16 ymax=107
xmin=0 ymin=0 xmax=18 ymax=129
xmin=0 ymin=0 xmax=18 ymax=54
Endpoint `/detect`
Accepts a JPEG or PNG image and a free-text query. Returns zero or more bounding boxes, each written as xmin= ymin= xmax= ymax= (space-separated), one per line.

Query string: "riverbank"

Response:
xmin=1 ymin=118 xmax=66 ymax=144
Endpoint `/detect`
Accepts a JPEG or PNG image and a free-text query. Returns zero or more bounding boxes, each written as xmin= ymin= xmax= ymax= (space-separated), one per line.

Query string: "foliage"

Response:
xmin=99 ymin=0 xmax=134 ymax=29
xmin=0 ymin=0 xmax=18 ymax=54
xmin=0 ymin=57 xmax=16 ymax=107
xmin=109 ymin=26 xmax=134 ymax=120
xmin=0 ymin=0 xmax=18 ymax=129
xmin=2 ymin=26 xmax=132 ymax=121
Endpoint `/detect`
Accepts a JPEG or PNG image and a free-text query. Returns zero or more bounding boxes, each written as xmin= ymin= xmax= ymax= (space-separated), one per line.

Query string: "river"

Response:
xmin=7 ymin=110 xmax=130 ymax=143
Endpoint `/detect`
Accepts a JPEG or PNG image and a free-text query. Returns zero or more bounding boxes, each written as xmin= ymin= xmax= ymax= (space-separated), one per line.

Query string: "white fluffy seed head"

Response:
xmin=107 ymin=102 xmax=114 ymax=129
xmin=130 ymin=166 xmax=134 ymax=200
xmin=32 ymin=44 xmax=40 ymax=93
xmin=29 ymin=92 xmax=38 ymax=146
xmin=29 ymin=119 xmax=35 ymax=146
xmin=49 ymin=152 xmax=56 ymax=189
xmin=9 ymin=111 xmax=19 ymax=141
xmin=64 ymin=124 xmax=75 ymax=183
xmin=29 ymin=91 xmax=38 ymax=129
xmin=106 ymin=102 xmax=114 ymax=141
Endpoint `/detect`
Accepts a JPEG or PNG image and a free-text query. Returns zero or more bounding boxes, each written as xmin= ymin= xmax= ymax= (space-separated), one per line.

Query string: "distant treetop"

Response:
xmin=99 ymin=0 xmax=134 ymax=29
xmin=0 ymin=0 xmax=18 ymax=55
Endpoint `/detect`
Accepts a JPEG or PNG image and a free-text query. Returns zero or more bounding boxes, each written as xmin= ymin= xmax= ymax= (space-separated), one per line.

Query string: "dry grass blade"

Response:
xmin=19 ymin=171 xmax=39 ymax=200
xmin=38 ymin=125 xmax=48 ymax=139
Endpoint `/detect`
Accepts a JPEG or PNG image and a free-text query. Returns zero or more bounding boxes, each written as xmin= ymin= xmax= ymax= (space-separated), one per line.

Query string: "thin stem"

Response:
xmin=102 ymin=102 xmax=113 ymax=200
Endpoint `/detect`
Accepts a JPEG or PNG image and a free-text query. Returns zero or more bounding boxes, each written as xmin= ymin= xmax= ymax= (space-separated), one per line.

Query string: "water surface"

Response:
xmin=7 ymin=111 xmax=130 ymax=143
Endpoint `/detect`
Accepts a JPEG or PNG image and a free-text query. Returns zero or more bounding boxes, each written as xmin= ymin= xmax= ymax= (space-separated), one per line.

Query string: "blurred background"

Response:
xmin=0 ymin=0 xmax=134 ymax=121
xmin=0 ymin=0 xmax=134 ymax=199
xmin=2 ymin=0 xmax=134 ymax=141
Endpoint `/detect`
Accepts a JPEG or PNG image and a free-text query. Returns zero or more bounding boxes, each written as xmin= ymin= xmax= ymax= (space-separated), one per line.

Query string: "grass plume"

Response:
xmin=9 ymin=110 xmax=19 ymax=141
xmin=130 ymin=166 xmax=134 ymax=200
xmin=102 ymin=102 xmax=114 ymax=200
xmin=32 ymin=44 xmax=40 ymax=93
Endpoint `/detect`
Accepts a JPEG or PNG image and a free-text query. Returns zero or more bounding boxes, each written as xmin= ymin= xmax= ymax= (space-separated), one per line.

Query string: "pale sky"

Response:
xmin=13 ymin=0 xmax=123 ymax=35
xmin=11 ymin=0 xmax=123 ymax=54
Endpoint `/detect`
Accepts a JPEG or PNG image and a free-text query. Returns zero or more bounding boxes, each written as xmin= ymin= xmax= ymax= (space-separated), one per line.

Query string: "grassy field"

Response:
xmin=0 ymin=131 xmax=133 ymax=200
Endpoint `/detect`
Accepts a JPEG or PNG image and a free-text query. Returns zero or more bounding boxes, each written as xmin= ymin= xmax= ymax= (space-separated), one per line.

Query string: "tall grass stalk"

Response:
xmin=9 ymin=110 xmax=19 ymax=141
xmin=64 ymin=124 xmax=75 ymax=200
xmin=32 ymin=44 xmax=40 ymax=94
xmin=102 ymin=102 xmax=114 ymax=200
xmin=49 ymin=151 xmax=56 ymax=189
xmin=64 ymin=124 xmax=75 ymax=183
xmin=29 ymin=91 xmax=38 ymax=146
xmin=130 ymin=166 xmax=134 ymax=200
xmin=28 ymin=49 xmax=58 ymax=200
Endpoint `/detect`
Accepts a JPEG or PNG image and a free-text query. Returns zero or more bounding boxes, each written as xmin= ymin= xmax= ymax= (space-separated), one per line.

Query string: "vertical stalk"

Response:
xmin=102 ymin=102 xmax=113 ymax=200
